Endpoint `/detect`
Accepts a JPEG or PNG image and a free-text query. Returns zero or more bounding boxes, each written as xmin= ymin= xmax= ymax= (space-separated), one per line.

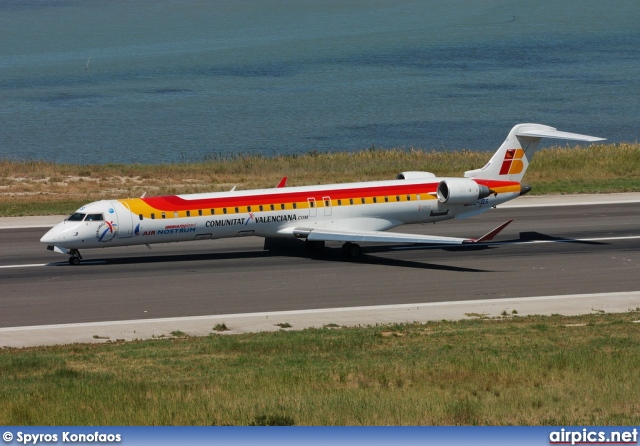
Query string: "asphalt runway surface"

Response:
xmin=1 ymin=202 xmax=639 ymax=329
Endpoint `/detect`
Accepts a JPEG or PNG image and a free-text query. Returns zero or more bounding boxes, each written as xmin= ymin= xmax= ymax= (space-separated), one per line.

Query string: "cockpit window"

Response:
xmin=85 ymin=213 xmax=104 ymax=221
xmin=67 ymin=212 xmax=104 ymax=221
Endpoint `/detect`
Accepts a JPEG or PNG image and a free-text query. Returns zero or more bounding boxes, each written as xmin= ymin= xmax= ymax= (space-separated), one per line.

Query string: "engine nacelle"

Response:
xmin=396 ymin=171 xmax=436 ymax=180
xmin=436 ymin=179 xmax=491 ymax=204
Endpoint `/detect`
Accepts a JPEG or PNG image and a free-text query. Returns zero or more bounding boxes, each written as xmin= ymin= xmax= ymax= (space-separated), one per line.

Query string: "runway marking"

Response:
xmin=516 ymin=235 xmax=640 ymax=243
xmin=2 ymin=235 xmax=640 ymax=269
xmin=391 ymin=235 xmax=640 ymax=250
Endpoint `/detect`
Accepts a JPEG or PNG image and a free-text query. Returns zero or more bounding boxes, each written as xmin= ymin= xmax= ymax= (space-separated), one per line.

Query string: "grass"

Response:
xmin=1 ymin=312 xmax=640 ymax=425
xmin=1 ymin=143 xmax=639 ymax=217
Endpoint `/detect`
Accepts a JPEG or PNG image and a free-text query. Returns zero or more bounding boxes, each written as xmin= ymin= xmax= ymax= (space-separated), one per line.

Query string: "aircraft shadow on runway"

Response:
xmin=44 ymin=243 xmax=492 ymax=272
xmin=511 ymin=231 xmax=608 ymax=245
xmin=44 ymin=231 xmax=604 ymax=271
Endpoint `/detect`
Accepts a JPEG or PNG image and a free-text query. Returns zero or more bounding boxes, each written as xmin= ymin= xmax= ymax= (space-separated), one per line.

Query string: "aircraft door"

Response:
xmin=112 ymin=201 xmax=134 ymax=238
xmin=307 ymin=198 xmax=317 ymax=217
xmin=323 ymin=196 xmax=332 ymax=216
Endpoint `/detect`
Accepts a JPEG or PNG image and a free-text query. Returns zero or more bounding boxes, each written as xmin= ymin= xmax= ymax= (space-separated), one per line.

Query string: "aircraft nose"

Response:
xmin=40 ymin=227 xmax=57 ymax=244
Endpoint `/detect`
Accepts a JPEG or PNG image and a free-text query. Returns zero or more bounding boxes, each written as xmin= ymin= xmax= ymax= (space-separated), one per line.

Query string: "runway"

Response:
xmin=1 ymin=195 xmax=639 ymax=346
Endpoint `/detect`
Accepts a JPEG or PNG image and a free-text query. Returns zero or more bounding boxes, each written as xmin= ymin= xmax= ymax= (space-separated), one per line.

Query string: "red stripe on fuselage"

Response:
xmin=141 ymin=183 xmax=436 ymax=211
xmin=139 ymin=179 xmax=519 ymax=212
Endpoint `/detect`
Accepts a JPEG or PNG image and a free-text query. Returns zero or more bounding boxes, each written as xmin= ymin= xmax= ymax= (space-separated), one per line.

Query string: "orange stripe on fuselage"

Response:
xmin=474 ymin=179 xmax=521 ymax=194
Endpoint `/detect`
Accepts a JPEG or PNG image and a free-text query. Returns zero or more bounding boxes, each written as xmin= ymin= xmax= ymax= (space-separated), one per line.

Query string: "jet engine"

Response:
xmin=436 ymin=179 xmax=491 ymax=204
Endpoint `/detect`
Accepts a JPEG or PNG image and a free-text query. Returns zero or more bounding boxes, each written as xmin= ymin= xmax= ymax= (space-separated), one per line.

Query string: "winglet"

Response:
xmin=463 ymin=220 xmax=513 ymax=244
xmin=276 ymin=176 xmax=287 ymax=188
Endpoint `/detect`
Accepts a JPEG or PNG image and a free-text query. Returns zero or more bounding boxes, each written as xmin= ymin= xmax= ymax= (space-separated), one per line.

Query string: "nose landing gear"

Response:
xmin=68 ymin=249 xmax=82 ymax=265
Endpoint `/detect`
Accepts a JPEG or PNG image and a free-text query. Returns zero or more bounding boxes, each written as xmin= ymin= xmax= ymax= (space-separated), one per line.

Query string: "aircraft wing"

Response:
xmin=292 ymin=220 xmax=512 ymax=246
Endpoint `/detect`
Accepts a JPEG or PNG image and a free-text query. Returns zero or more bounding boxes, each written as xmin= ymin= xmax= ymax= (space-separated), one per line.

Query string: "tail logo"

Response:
xmin=499 ymin=148 xmax=525 ymax=175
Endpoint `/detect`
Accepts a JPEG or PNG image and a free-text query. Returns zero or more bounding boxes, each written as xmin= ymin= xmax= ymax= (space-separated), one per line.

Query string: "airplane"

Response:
xmin=41 ymin=123 xmax=605 ymax=265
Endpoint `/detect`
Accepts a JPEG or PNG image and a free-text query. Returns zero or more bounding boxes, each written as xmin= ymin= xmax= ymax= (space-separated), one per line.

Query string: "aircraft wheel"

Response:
xmin=342 ymin=242 xmax=361 ymax=259
xmin=69 ymin=256 xmax=81 ymax=266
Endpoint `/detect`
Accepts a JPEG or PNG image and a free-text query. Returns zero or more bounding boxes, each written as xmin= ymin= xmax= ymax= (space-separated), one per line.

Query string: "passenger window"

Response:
xmin=186 ymin=210 xmax=191 ymax=217
xmin=223 ymin=208 xmax=227 ymax=214
xmin=139 ymin=214 xmax=143 ymax=220
xmin=151 ymin=213 xmax=155 ymax=219
xmin=292 ymin=203 xmax=296 ymax=209
xmin=259 ymin=205 xmax=263 ymax=211
xmin=361 ymin=198 xmax=365 ymax=204
xmin=247 ymin=206 xmax=251 ymax=212
xmin=235 ymin=207 xmax=239 ymax=213
xmin=385 ymin=196 xmax=389 ymax=202
xmin=324 ymin=200 xmax=330 ymax=207
xmin=210 ymin=209 xmax=215 ymax=215
xmin=350 ymin=198 xmax=354 ymax=205
xmin=373 ymin=197 xmax=377 ymax=203
xmin=407 ymin=195 xmax=411 ymax=201
xmin=281 ymin=204 xmax=286 ymax=210
xmin=337 ymin=200 xmax=342 ymax=206
xmin=198 ymin=210 xmax=203 ymax=216
xmin=161 ymin=212 xmax=166 ymax=219
xmin=396 ymin=196 xmax=400 ymax=201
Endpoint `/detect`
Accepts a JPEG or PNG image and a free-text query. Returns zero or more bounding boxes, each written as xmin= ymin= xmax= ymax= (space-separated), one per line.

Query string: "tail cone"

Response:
xmin=520 ymin=183 xmax=532 ymax=196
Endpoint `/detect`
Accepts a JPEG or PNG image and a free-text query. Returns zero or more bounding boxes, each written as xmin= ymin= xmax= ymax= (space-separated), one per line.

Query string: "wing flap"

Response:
xmin=296 ymin=220 xmax=513 ymax=246
xmin=305 ymin=228 xmax=468 ymax=245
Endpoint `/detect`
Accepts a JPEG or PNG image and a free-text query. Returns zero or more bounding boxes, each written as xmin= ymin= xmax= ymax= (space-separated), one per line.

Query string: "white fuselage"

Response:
xmin=41 ymin=177 xmax=520 ymax=252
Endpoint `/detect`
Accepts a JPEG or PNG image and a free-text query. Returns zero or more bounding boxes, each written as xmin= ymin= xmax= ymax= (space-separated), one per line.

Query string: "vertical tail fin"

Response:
xmin=464 ymin=123 xmax=605 ymax=182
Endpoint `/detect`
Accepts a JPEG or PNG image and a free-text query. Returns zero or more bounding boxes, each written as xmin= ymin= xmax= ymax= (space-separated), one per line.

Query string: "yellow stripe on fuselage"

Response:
xmin=119 ymin=192 xmax=436 ymax=221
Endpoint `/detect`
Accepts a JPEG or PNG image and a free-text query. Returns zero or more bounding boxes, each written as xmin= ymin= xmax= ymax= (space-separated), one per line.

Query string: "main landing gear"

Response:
xmin=68 ymin=249 xmax=82 ymax=266
xmin=305 ymin=240 xmax=362 ymax=259
xmin=341 ymin=242 xmax=361 ymax=259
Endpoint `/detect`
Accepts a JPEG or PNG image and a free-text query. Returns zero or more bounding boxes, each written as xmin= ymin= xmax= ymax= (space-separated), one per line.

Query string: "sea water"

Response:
xmin=0 ymin=0 xmax=638 ymax=164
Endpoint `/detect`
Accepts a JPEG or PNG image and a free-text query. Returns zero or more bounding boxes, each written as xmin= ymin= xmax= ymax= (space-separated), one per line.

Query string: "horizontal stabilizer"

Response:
xmin=516 ymin=129 xmax=605 ymax=142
